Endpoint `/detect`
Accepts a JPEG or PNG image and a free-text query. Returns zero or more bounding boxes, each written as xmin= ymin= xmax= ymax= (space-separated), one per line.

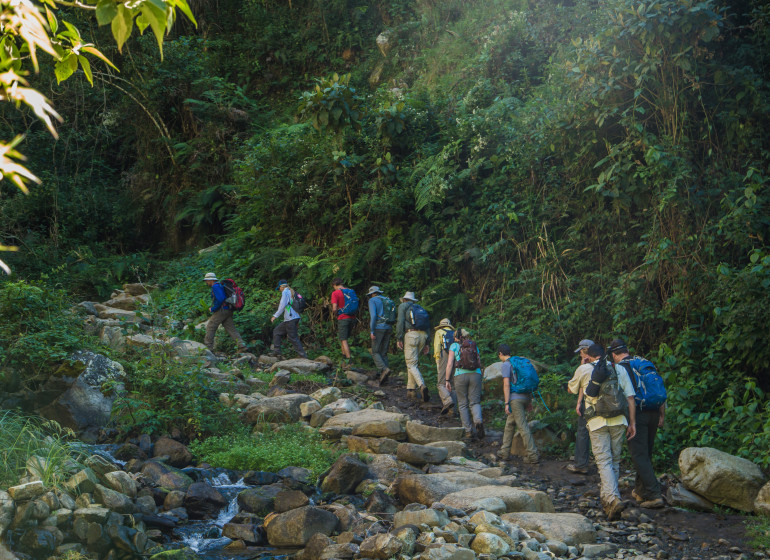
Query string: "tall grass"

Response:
xmin=0 ymin=411 xmax=83 ymax=488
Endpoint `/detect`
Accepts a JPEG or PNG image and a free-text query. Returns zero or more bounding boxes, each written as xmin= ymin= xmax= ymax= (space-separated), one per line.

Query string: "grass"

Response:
xmin=189 ymin=423 xmax=341 ymax=478
xmin=746 ymin=516 xmax=770 ymax=550
xmin=0 ymin=411 xmax=83 ymax=488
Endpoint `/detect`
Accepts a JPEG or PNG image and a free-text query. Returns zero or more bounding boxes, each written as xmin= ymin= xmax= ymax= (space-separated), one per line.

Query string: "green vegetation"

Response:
xmin=189 ymin=424 xmax=338 ymax=477
xmin=746 ymin=516 xmax=770 ymax=550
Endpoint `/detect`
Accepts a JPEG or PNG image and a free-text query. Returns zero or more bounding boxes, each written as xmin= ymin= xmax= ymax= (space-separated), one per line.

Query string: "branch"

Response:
xmin=50 ymin=0 xmax=97 ymax=10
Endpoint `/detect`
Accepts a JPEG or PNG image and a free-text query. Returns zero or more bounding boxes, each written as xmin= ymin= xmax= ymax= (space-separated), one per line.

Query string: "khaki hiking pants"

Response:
xmin=205 ymin=308 xmax=246 ymax=351
xmin=404 ymin=330 xmax=428 ymax=389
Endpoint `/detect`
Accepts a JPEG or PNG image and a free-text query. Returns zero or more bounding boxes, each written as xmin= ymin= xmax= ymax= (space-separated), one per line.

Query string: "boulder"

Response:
xmin=153 ymin=437 xmax=192 ymax=468
xmin=393 ymin=507 xmax=449 ymax=529
xmin=501 ymin=512 xmax=595 ymax=546
xmin=237 ymin=484 xmax=283 ymax=515
xmin=123 ymin=283 xmax=156 ymax=296
xmin=184 ymin=482 xmax=227 ymax=519
xmin=397 ymin=443 xmax=448 ymax=466
xmin=167 ymin=338 xmax=216 ymax=362
xmin=666 ymin=482 xmax=714 ymax=512
xmin=396 ymin=472 xmax=506 ymax=506
xmin=419 ymin=544 xmax=476 ymax=560
xmin=320 ymin=398 xmax=360 ymax=416
xmin=8 ymin=481 xmax=46 ymax=502
xmin=140 ymin=462 xmax=194 ymax=492
xmin=243 ymin=394 xmax=313 ymax=423
xmin=755 ymin=481 xmax=770 ymax=515
xmin=266 ymin=506 xmax=339 ymax=547
xmin=442 ymin=486 xmax=553 ymax=513
xmin=426 ymin=441 xmax=467 ymax=458
xmin=222 ymin=523 xmax=261 ymax=544
xmin=100 ymin=326 xmax=126 ymax=351
xmin=679 ymin=447 xmax=767 ymax=512
xmin=310 ymin=387 xmax=342 ymax=406
xmin=321 ymin=455 xmax=369 ymax=495
xmin=323 ymin=409 xmax=408 ymax=438
xmin=270 ymin=359 xmax=329 ymax=374
xmin=300 ymin=400 xmax=322 ymax=417
xmin=274 ymin=489 xmax=310 ymax=513
xmin=510 ymin=421 xmax=557 ymax=457
xmin=93 ymin=484 xmax=135 ymax=514
xmin=126 ymin=333 xmax=165 ymax=348
xmin=93 ymin=304 xmax=143 ymax=322
xmin=63 ymin=469 xmax=99 ymax=495
xmin=0 ymin=491 xmax=15 ymax=537
xmin=346 ymin=436 xmax=399 ymax=455
xmin=358 ymin=533 xmax=405 ymax=559
xmin=270 ymin=370 xmax=291 ymax=388
xmin=366 ymin=454 xmax=411 ymax=485
xmin=471 ymin=532 xmax=510 ymax=556
xmin=406 ymin=421 xmax=464 ymax=444
xmin=102 ymin=471 xmax=138 ymax=498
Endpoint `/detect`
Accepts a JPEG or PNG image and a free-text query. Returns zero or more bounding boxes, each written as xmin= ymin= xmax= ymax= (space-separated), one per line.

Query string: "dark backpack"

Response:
xmin=220 ymin=279 xmax=245 ymax=312
xmin=508 ymin=356 xmax=539 ymax=393
xmin=442 ymin=329 xmax=455 ymax=354
xmin=378 ymin=296 xmax=397 ymax=325
xmin=290 ymin=292 xmax=309 ymax=313
xmin=408 ymin=304 xmax=431 ymax=331
xmin=338 ymin=288 xmax=359 ymax=315
xmin=584 ymin=363 xmax=628 ymax=421
xmin=457 ymin=339 xmax=481 ymax=370
xmin=620 ymin=356 xmax=667 ymax=411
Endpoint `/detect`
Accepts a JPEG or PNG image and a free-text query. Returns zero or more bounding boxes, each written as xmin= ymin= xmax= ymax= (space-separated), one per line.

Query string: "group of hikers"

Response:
xmin=203 ymin=273 xmax=668 ymax=521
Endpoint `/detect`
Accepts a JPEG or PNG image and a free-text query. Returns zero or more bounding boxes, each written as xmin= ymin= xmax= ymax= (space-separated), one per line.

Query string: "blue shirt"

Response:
xmin=210 ymin=283 xmax=229 ymax=312
xmin=449 ymin=342 xmax=481 ymax=376
xmin=368 ymin=296 xmax=391 ymax=333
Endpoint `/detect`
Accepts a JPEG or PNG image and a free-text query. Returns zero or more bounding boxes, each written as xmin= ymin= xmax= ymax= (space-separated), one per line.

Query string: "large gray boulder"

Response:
xmin=321 ymin=455 xmax=369 ymax=495
xmin=323 ymin=409 xmax=408 ymax=439
xmin=266 ymin=506 xmax=339 ymax=547
xmin=666 ymin=483 xmax=714 ymax=512
xmin=93 ymin=304 xmax=144 ymax=322
xmin=242 ymin=393 xmax=313 ymax=423
xmin=140 ymin=462 xmax=193 ymax=492
xmin=441 ymin=486 xmax=554 ymax=513
xmin=0 ymin=491 xmax=15 ymax=537
xmin=270 ymin=359 xmax=329 ymax=374
xmin=679 ymin=447 xmax=767 ymax=512
xmin=184 ymin=482 xmax=227 ymax=519
xmin=397 ymin=443 xmax=448 ymax=466
xmin=167 ymin=338 xmax=216 ymax=362
xmin=755 ymin=481 xmax=770 ymax=516
xmin=405 ymin=421 xmax=464 ymax=444
xmin=395 ymin=472 xmax=506 ymax=506
xmin=501 ymin=512 xmax=595 ymax=546
xmin=237 ymin=484 xmax=283 ymax=515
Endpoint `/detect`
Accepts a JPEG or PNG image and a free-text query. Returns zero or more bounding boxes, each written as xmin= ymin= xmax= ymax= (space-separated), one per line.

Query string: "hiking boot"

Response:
xmin=566 ymin=464 xmax=589 ymax=474
xmin=474 ymin=422 xmax=485 ymax=440
xmin=378 ymin=367 xmax=391 ymax=386
xmin=523 ymin=455 xmax=540 ymax=465
xmin=440 ymin=403 xmax=453 ymax=415
xmin=497 ymin=451 xmax=510 ymax=461
xmin=606 ymin=498 xmax=626 ymax=521
xmin=640 ymin=497 xmax=665 ymax=509
xmin=407 ymin=389 xmax=418 ymax=401
xmin=631 ymin=490 xmax=644 ymax=503
xmin=420 ymin=385 xmax=430 ymax=402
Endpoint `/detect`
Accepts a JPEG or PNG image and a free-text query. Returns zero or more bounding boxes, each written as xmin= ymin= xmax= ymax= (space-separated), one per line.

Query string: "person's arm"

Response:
xmin=273 ymin=289 xmax=289 ymax=319
xmin=331 ymin=290 xmax=340 ymax=315
xmin=658 ymin=402 xmax=666 ymax=428
xmin=433 ymin=330 xmax=442 ymax=361
xmin=396 ymin=303 xmax=407 ymax=341
xmin=369 ymin=298 xmax=377 ymax=337
xmin=567 ymin=366 xmax=584 ymax=394
xmin=445 ymin=350 xmax=455 ymax=391
xmin=503 ymin=377 xmax=511 ymax=415
xmin=210 ymin=284 xmax=225 ymax=313
xmin=626 ymin=397 xmax=637 ymax=439
xmin=576 ymin=387 xmax=584 ymax=416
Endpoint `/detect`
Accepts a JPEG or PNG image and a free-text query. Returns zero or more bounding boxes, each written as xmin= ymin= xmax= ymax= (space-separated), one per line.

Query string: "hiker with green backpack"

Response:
xmin=396 ymin=291 xmax=431 ymax=401
xmin=497 ymin=344 xmax=540 ymax=464
xmin=367 ymin=286 xmax=396 ymax=384
xmin=269 ymin=279 xmax=308 ymax=359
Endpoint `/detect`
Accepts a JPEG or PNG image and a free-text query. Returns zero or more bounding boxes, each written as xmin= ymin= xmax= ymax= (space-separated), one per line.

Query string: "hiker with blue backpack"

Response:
xmin=444 ymin=328 xmax=484 ymax=440
xmin=497 ymin=344 xmax=540 ymax=464
xmin=433 ymin=318 xmax=456 ymax=415
xmin=367 ymin=286 xmax=396 ymax=384
xmin=203 ymin=272 xmax=247 ymax=354
xmin=270 ymin=279 xmax=308 ymax=359
xmin=331 ymin=279 xmax=359 ymax=367
xmin=396 ymin=291 xmax=431 ymax=401
xmin=608 ymin=338 xmax=667 ymax=509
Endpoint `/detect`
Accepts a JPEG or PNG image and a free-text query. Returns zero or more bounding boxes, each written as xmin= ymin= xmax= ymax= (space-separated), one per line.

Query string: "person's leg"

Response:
xmin=629 ymin=411 xmax=661 ymax=500
xmin=511 ymin=398 xmax=539 ymax=462
xmin=454 ymin=373 xmax=473 ymax=434
xmin=372 ymin=330 xmax=388 ymax=371
xmin=609 ymin=424 xmax=625 ymax=487
xmin=573 ymin=402 xmax=591 ymax=469
xmin=467 ymin=372 xmax=483 ymax=424
xmin=220 ymin=309 xmax=246 ymax=351
xmin=272 ymin=320 xmax=287 ymax=355
xmin=204 ymin=310 xmax=225 ymax=351
xmin=338 ymin=319 xmax=352 ymax=360
xmin=404 ymin=331 xmax=426 ymax=389
xmin=285 ymin=318 xmax=307 ymax=358
xmin=589 ymin=426 xmax=621 ymax=507
xmin=500 ymin=408 xmax=517 ymax=459
xmin=436 ymin=353 xmax=454 ymax=409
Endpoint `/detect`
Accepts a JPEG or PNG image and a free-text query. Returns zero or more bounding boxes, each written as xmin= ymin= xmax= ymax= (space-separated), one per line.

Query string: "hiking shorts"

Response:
xmin=337 ymin=318 xmax=354 ymax=341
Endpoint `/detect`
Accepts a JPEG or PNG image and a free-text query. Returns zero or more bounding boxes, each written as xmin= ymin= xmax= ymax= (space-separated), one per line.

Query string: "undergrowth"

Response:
xmin=746 ymin=516 xmax=770 ymax=551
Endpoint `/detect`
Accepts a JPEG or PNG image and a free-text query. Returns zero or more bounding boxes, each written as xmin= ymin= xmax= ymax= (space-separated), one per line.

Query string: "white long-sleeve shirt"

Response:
xmin=273 ymin=288 xmax=300 ymax=322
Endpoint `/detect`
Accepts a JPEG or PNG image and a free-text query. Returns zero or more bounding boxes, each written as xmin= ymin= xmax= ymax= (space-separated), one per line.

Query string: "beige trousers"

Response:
xmin=404 ymin=330 xmax=428 ymax=389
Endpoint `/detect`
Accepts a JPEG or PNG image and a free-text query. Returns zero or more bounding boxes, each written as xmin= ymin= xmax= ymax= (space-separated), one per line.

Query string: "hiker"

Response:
xmin=433 ymin=318 xmax=456 ymax=415
xmin=395 ymin=291 xmax=430 ymax=401
xmin=203 ymin=272 xmax=247 ymax=353
xmin=330 ymin=278 xmax=358 ymax=366
xmin=367 ymin=286 xmax=394 ymax=384
xmin=444 ymin=329 xmax=484 ymax=440
xmin=497 ymin=344 xmax=539 ymax=464
xmin=269 ymin=279 xmax=308 ymax=359
xmin=566 ymin=338 xmax=594 ymax=474
xmin=568 ymin=343 xmax=636 ymax=520
xmin=609 ymin=338 xmax=666 ymax=508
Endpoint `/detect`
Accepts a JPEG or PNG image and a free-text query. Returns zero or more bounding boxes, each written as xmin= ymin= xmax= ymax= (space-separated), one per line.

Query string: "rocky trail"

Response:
xmin=1 ymin=284 xmax=767 ymax=560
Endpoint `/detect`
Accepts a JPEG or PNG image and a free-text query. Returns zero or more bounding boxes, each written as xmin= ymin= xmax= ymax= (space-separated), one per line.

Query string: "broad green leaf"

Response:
xmin=140 ymin=3 xmax=168 ymax=59
xmin=82 ymin=46 xmax=119 ymax=70
xmin=136 ymin=13 xmax=150 ymax=33
xmin=77 ymin=55 xmax=93 ymax=85
xmin=96 ymin=0 xmax=119 ymax=26
xmin=111 ymin=5 xmax=134 ymax=52
xmin=170 ymin=0 xmax=197 ymax=27
xmin=54 ymin=55 xmax=77 ymax=83
xmin=45 ymin=7 xmax=58 ymax=34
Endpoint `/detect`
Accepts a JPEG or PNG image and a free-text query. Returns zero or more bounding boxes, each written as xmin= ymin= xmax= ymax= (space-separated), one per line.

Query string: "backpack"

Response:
xmin=584 ymin=363 xmax=628 ymax=421
xmin=456 ymin=338 xmax=481 ymax=370
xmin=408 ymin=304 xmax=431 ymax=331
xmin=508 ymin=356 xmax=539 ymax=394
xmin=620 ymin=356 xmax=667 ymax=411
xmin=220 ymin=279 xmax=245 ymax=312
xmin=289 ymin=292 xmax=309 ymax=314
xmin=378 ymin=296 xmax=397 ymax=325
xmin=442 ymin=329 xmax=455 ymax=354
xmin=338 ymin=288 xmax=359 ymax=315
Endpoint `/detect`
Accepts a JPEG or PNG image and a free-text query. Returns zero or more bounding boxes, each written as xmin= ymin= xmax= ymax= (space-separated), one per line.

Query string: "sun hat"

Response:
xmin=367 ymin=286 xmax=382 ymax=296
xmin=574 ymin=338 xmax=594 ymax=353
xmin=457 ymin=328 xmax=471 ymax=338
xmin=275 ymin=279 xmax=289 ymax=291
xmin=401 ymin=291 xmax=418 ymax=302
xmin=438 ymin=318 xmax=453 ymax=328
xmin=203 ymin=272 xmax=218 ymax=281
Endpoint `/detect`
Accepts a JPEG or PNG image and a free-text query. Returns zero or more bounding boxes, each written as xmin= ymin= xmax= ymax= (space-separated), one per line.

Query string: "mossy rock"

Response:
xmin=52 ymin=361 xmax=86 ymax=378
xmin=149 ymin=547 xmax=200 ymax=560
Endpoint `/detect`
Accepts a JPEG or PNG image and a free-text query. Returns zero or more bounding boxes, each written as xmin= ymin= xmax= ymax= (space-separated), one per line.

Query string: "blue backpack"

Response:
xmin=620 ymin=356 xmax=667 ymax=411
xmin=338 ymin=288 xmax=359 ymax=315
xmin=441 ymin=329 xmax=455 ymax=353
xmin=508 ymin=357 xmax=540 ymax=394
xmin=408 ymin=304 xmax=431 ymax=331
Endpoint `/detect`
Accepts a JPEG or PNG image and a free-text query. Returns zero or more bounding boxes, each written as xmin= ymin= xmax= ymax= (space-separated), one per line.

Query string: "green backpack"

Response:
xmin=379 ymin=296 xmax=397 ymax=325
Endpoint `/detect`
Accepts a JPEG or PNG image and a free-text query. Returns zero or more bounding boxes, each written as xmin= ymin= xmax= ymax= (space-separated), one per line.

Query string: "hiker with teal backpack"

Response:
xmin=497 ymin=344 xmax=540 ymax=464
xmin=331 ymin=278 xmax=359 ymax=367
xmin=270 ymin=279 xmax=308 ymax=359
xmin=367 ymin=286 xmax=396 ymax=384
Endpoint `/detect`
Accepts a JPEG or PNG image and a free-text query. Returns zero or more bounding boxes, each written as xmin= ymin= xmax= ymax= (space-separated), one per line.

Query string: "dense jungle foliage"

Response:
xmin=1 ymin=0 xmax=770 ymax=467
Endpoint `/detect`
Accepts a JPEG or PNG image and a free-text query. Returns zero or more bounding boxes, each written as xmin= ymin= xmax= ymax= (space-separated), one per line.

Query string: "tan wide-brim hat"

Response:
xmin=439 ymin=318 xmax=453 ymax=328
xmin=401 ymin=291 xmax=418 ymax=302
xmin=203 ymin=272 xmax=218 ymax=281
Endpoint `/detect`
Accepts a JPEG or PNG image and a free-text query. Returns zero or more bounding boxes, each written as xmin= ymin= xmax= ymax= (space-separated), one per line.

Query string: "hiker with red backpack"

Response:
xmin=331 ymin=278 xmax=359 ymax=367
xmin=497 ymin=344 xmax=540 ymax=464
xmin=203 ymin=272 xmax=247 ymax=354
xmin=270 ymin=279 xmax=308 ymax=359
xmin=444 ymin=328 xmax=485 ymax=440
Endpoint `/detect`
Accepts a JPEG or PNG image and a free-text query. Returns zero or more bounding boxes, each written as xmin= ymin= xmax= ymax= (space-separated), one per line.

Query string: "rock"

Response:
xmin=396 ymin=472 xmax=507 ymax=506
xmin=300 ymin=400 xmax=322 ymax=417
xmin=126 ymin=333 xmax=164 ymax=348
xmin=358 ymin=533 xmax=405 ymax=559
xmin=321 ymin=455 xmax=369 ymax=495
xmin=365 ymin=489 xmax=399 ymax=515
xmin=19 ymin=528 xmax=57 ymax=554
xmin=471 ymin=532 xmax=510 ymax=555
xmin=37 ymin=351 xmax=125 ymax=432
xmin=501 ymin=512 xmax=595 ymax=546
xmin=163 ymin=490 xmax=185 ymax=511
xmin=222 ymin=522 xmax=262 ymax=544
xmin=123 ymin=283 xmax=156 ymax=296
xmin=148 ymin=548 xmax=199 ymax=560
xmin=510 ymin=421 xmax=557 ymax=457
xmin=63 ymin=469 xmax=99 ymax=495
xmin=406 ymin=421 xmax=464 ymax=444
xmin=274 ymin=489 xmax=310 ymax=513
xmin=346 ymin=369 xmax=370 ymax=384
xmin=426 ymin=441 xmax=467 ymax=458
xmin=100 ymin=326 xmax=126 ymax=351
xmin=394 ymin=507 xmax=449 ymax=529
xmin=755 ymin=480 xmax=770 ymax=515
xmin=73 ymin=507 xmax=111 ymax=524
xmin=419 ymin=544 xmax=476 ymax=560
xmin=238 ymin=484 xmax=283 ymax=515
xmin=140 ymin=461 xmax=194 ymax=492
xmin=93 ymin=304 xmax=143 ymax=322
xmin=167 ymin=338 xmax=216 ymax=361
xmin=679 ymin=447 xmax=766 ymax=512
xmin=0 ymin=491 xmax=15 ymax=537
xmin=85 ymin=454 xmax=118 ymax=477
xmin=94 ymin=484 xmax=135 ymax=514
xmin=243 ymin=393 xmax=313 ymax=423
xmin=581 ymin=543 xmax=618 ymax=558
xmin=310 ymin=386 xmax=342 ymax=406
xmin=183 ymin=482 xmax=227 ymax=519
xmin=545 ymin=539 xmax=569 ymax=556
xmin=270 ymin=359 xmax=329 ymax=374
xmin=319 ymin=543 xmax=358 ymax=559
xmin=278 ymin=466 xmax=312 ymax=483
xmin=8 ymin=481 xmax=46 ymax=502
xmin=153 ymin=437 xmax=192 ymax=468
xmin=321 ymin=398 xmax=361 ymax=415
xmin=270 ymin=370 xmax=292 ymax=387
xmin=442 ymin=486 xmax=553 ymax=514
xmin=666 ymin=482 xmax=715 ymax=512
xmin=103 ymin=471 xmax=138 ymax=498
xmin=78 ymin=301 xmax=99 ymax=316
xmin=113 ymin=443 xmax=145 ymax=462
xmin=242 ymin=470 xmax=281 ymax=486
xmin=376 ymin=31 xmax=394 ymax=57
xmin=266 ymin=506 xmax=339 ymax=547
xmin=397 ymin=443 xmax=449 ymax=466
xmin=310 ymin=408 xmax=335 ymax=428
xmin=322 ymin=409 xmax=408 ymax=439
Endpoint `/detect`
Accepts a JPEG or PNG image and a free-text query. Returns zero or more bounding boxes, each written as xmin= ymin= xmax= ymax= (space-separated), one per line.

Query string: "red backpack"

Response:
xmin=221 ymin=279 xmax=245 ymax=311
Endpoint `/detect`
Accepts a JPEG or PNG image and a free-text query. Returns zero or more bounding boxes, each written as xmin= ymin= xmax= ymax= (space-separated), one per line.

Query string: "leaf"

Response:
xmin=82 ymin=46 xmax=119 ymax=70
xmin=77 ymin=55 xmax=93 ymax=85
xmin=111 ymin=5 xmax=134 ymax=53
xmin=54 ymin=56 xmax=76 ymax=84
xmin=96 ymin=0 xmax=119 ymax=26
xmin=45 ymin=7 xmax=58 ymax=34
xmin=140 ymin=3 xmax=168 ymax=59
xmin=170 ymin=0 xmax=197 ymax=27
xmin=136 ymin=13 xmax=150 ymax=33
